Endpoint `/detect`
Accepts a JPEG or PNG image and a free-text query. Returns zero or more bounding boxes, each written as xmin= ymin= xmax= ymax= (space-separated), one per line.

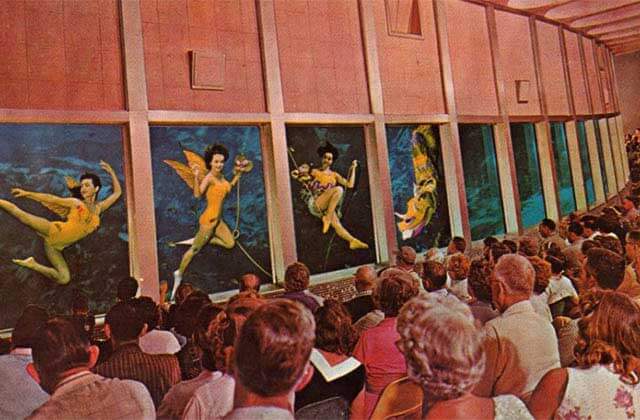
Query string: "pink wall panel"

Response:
xmin=141 ymin=0 xmax=265 ymax=112
xmin=0 ymin=0 xmax=124 ymax=110
xmin=374 ymin=0 xmax=445 ymax=115
xmin=535 ymin=22 xmax=569 ymax=116
xmin=495 ymin=11 xmax=540 ymax=116
xmin=274 ymin=0 xmax=369 ymax=114
xmin=615 ymin=51 xmax=640 ymax=134
xmin=564 ymin=30 xmax=589 ymax=115
xmin=445 ymin=1 xmax=498 ymax=116
xmin=583 ymin=39 xmax=603 ymax=114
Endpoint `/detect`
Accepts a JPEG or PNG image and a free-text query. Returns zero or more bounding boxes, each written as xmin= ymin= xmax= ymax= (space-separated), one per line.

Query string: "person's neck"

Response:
xmin=53 ymin=367 xmax=91 ymax=392
xmin=112 ymin=338 xmax=138 ymax=349
xmin=233 ymin=382 xmax=293 ymax=413
xmin=499 ymin=295 xmax=529 ymax=313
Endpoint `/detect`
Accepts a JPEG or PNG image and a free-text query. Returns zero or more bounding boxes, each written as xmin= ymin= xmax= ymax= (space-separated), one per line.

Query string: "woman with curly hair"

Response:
xmin=295 ymin=300 xmax=364 ymax=411
xmin=529 ymin=290 xmax=640 ymax=419
xmin=467 ymin=258 xmax=498 ymax=325
xmin=353 ymin=268 xmax=419 ymax=418
xmin=397 ymin=294 xmax=532 ymax=419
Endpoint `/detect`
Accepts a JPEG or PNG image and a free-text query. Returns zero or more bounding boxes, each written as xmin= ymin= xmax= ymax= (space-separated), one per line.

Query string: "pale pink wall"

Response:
xmin=535 ymin=22 xmax=569 ymax=115
xmin=0 ymin=0 xmax=124 ymax=110
xmin=495 ymin=11 xmax=540 ymax=116
xmin=583 ymin=39 xmax=603 ymax=114
xmin=615 ymin=51 xmax=640 ymax=134
xmin=141 ymin=0 xmax=265 ymax=112
xmin=274 ymin=0 xmax=369 ymax=114
xmin=445 ymin=1 xmax=498 ymax=116
xmin=374 ymin=0 xmax=445 ymax=115
xmin=564 ymin=30 xmax=589 ymax=115
xmin=603 ymin=48 xmax=616 ymax=114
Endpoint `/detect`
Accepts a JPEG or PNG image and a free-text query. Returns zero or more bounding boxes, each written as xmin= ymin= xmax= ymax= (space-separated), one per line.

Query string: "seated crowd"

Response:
xmin=3 ymin=188 xmax=640 ymax=418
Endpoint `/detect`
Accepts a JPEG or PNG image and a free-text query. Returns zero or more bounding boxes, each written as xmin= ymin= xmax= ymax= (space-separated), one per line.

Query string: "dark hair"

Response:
xmin=374 ymin=269 xmax=419 ymax=317
xmin=193 ymin=304 xmax=225 ymax=371
xmin=581 ymin=239 xmax=598 ymax=254
xmin=12 ymin=305 xmax=49 ymax=349
xmin=545 ymin=255 xmax=564 ymax=275
xmin=467 ymin=259 xmax=493 ymax=303
xmin=174 ymin=291 xmax=211 ymax=338
xmin=627 ymin=230 xmax=640 ymax=244
xmin=540 ymin=218 xmax=556 ymax=231
xmin=131 ymin=297 xmax=160 ymax=331
xmin=582 ymin=217 xmax=598 ymax=231
xmin=450 ymin=237 xmax=466 ymax=253
xmin=422 ymin=260 xmax=447 ymax=290
xmin=314 ymin=300 xmax=357 ymax=355
xmin=316 ymin=142 xmax=339 ymax=161
xmin=284 ymin=262 xmax=310 ymax=292
xmin=594 ymin=235 xmax=623 ymax=255
xmin=627 ymin=195 xmax=640 ymax=208
xmin=234 ymin=300 xmax=315 ymax=397
xmin=204 ymin=144 xmax=229 ymax=170
xmin=597 ymin=215 xmax=619 ymax=234
xmin=483 ymin=236 xmax=499 ymax=248
xmin=502 ymin=239 xmax=518 ymax=253
xmin=490 ymin=243 xmax=511 ymax=262
xmin=70 ymin=173 xmax=102 ymax=199
xmin=568 ymin=221 xmax=584 ymax=236
xmin=585 ymin=247 xmax=626 ymax=290
xmin=116 ymin=276 xmax=138 ymax=302
xmin=32 ymin=317 xmax=91 ymax=393
xmin=70 ymin=290 xmax=89 ymax=314
xmin=106 ymin=301 xmax=145 ymax=341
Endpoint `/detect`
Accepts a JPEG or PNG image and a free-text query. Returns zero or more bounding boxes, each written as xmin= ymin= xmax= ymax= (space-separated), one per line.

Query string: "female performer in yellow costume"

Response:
xmin=0 ymin=161 xmax=121 ymax=285
xmin=164 ymin=144 xmax=253 ymax=295
xmin=292 ymin=142 xmax=368 ymax=250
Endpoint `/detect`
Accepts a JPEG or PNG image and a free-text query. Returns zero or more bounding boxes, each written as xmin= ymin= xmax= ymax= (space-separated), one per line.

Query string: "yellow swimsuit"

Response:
xmin=199 ymin=178 xmax=231 ymax=227
xmin=46 ymin=202 xmax=100 ymax=251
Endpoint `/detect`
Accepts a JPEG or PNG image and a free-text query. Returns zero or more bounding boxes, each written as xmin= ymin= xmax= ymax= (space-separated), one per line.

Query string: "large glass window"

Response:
xmin=550 ymin=122 xmax=576 ymax=216
xmin=0 ymin=124 xmax=129 ymax=330
xmin=510 ymin=123 xmax=545 ymax=228
xmin=459 ymin=124 xmax=505 ymax=240
xmin=386 ymin=125 xmax=451 ymax=252
xmin=576 ymin=121 xmax=596 ymax=206
xmin=593 ymin=119 xmax=609 ymax=197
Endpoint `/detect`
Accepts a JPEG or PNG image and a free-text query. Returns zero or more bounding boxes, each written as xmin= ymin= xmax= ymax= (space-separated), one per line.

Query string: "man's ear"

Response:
xmin=87 ymin=345 xmax=100 ymax=369
xmin=294 ymin=361 xmax=315 ymax=392
xmin=26 ymin=362 xmax=41 ymax=384
xmin=104 ymin=323 xmax=112 ymax=340
xmin=139 ymin=323 xmax=148 ymax=337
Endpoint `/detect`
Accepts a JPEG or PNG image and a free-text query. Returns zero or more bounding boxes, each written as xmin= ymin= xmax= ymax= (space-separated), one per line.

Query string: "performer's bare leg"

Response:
xmin=330 ymin=214 xmax=368 ymax=250
xmin=315 ymin=187 xmax=344 ymax=234
xmin=13 ymin=243 xmax=71 ymax=285
xmin=0 ymin=199 xmax=51 ymax=236
xmin=209 ymin=221 xmax=235 ymax=249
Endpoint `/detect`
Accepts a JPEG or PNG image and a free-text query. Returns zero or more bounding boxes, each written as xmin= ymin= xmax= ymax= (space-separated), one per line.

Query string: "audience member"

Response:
xmin=238 ymin=273 xmax=261 ymax=293
xmin=157 ymin=303 xmax=223 ymax=419
xmin=0 ymin=306 xmax=49 ymax=419
xmin=483 ymin=236 xmax=500 ymax=260
xmin=539 ymin=218 xmax=566 ymax=251
xmin=528 ymin=256 xmax=552 ymax=322
xmin=354 ymin=268 xmax=418 ymax=418
xmin=529 ymin=290 xmax=640 ymax=418
xmin=446 ymin=253 xmax=471 ymax=301
xmin=580 ymin=216 xmax=598 ymax=239
xmin=344 ymin=266 xmax=377 ymax=322
xmin=620 ymin=230 xmax=640 ymax=302
xmin=545 ymin=255 xmax=578 ymax=318
xmin=397 ymin=294 xmax=532 ymax=419
xmin=518 ymin=236 xmax=539 ymax=258
xmin=174 ymin=290 xmax=211 ymax=379
xmin=566 ymin=221 xmax=584 ymax=252
xmin=295 ymin=300 xmax=364 ymax=411
xmin=27 ymin=317 xmax=155 ymax=419
xmin=474 ymin=254 xmax=560 ymax=402
xmin=447 ymin=236 xmax=466 ymax=255
xmin=226 ymin=300 xmax=315 ymax=420
xmin=394 ymin=245 xmax=422 ymax=285
xmin=467 ymin=258 xmax=499 ymax=325
xmin=116 ymin=276 xmax=139 ymax=302
xmin=502 ymin=239 xmax=518 ymax=254
xmin=489 ymin=242 xmax=511 ymax=263
xmin=281 ymin=262 xmax=324 ymax=313
xmin=95 ymin=301 xmax=181 ymax=407
xmin=133 ymin=297 xmax=180 ymax=355
xmin=421 ymin=260 xmax=448 ymax=295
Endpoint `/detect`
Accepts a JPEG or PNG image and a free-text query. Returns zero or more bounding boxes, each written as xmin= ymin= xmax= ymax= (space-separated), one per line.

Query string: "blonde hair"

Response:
xmin=396 ymin=294 xmax=485 ymax=401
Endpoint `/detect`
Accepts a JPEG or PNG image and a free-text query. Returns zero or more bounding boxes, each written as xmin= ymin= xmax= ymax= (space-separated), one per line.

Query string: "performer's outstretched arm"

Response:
xmin=12 ymin=188 xmax=76 ymax=208
xmin=97 ymin=160 xmax=122 ymax=212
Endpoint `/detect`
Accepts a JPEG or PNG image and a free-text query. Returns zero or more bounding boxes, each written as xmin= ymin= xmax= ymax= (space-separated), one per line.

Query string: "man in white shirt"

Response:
xmin=133 ymin=297 xmax=180 ymax=355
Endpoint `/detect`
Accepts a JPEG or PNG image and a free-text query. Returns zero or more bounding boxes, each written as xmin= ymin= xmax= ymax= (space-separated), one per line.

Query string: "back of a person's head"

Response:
xmin=540 ymin=218 xmax=556 ymax=232
xmin=467 ymin=258 xmax=493 ymax=304
xmin=354 ymin=266 xmax=376 ymax=292
xmin=234 ymin=300 xmax=315 ymax=397
xmin=422 ymin=260 xmax=447 ymax=290
xmin=32 ymin=317 xmax=91 ymax=393
xmin=528 ymin=256 xmax=552 ymax=295
xmin=483 ymin=236 xmax=499 ymax=249
xmin=374 ymin=268 xmax=419 ymax=316
xmin=581 ymin=239 xmax=598 ymax=254
xmin=396 ymin=294 xmax=485 ymax=400
xmin=502 ymin=239 xmax=518 ymax=254
xmin=314 ymin=299 xmax=356 ymax=356
xmin=175 ymin=291 xmax=211 ymax=338
xmin=106 ymin=301 xmax=144 ymax=342
xmin=568 ymin=221 xmax=584 ymax=237
xmin=627 ymin=230 xmax=640 ymax=245
xmin=581 ymin=216 xmax=598 ymax=232
xmin=597 ymin=214 xmax=618 ymax=234
xmin=175 ymin=282 xmax=195 ymax=305
xmin=116 ymin=276 xmax=138 ymax=302
xmin=519 ymin=236 xmax=539 ymax=257
xmin=490 ymin=243 xmax=511 ymax=262
xmin=193 ymin=303 xmax=224 ymax=371
xmin=239 ymin=273 xmax=261 ymax=293
xmin=450 ymin=236 xmax=466 ymax=253
xmin=446 ymin=254 xmax=470 ymax=281
xmin=594 ymin=235 xmax=623 ymax=255
xmin=545 ymin=255 xmax=565 ymax=275
xmin=585 ymin=247 xmax=626 ymax=290
xmin=11 ymin=305 xmax=49 ymax=349
xmin=70 ymin=291 xmax=89 ymax=315
xmin=493 ymin=254 xmax=534 ymax=296
xmin=131 ymin=296 xmax=160 ymax=331
xmin=284 ymin=262 xmax=310 ymax=292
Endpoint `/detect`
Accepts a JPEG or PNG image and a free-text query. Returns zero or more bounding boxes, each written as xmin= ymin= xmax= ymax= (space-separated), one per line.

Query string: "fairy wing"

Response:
xmin=39 ymin=200 xmax=70 ymax=218
xmin=163 ymin=149 xmax=207 ymax=189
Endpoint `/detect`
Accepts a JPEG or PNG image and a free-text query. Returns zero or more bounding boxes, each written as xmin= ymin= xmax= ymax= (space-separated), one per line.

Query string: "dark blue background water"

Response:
xmin=0 ymin=124 xmax=129 ymax=329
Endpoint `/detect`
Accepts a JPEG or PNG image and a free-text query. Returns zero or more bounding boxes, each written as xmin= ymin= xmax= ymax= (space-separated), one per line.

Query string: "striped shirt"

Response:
xmin=95 ymin=342 xmax=181 ymax=407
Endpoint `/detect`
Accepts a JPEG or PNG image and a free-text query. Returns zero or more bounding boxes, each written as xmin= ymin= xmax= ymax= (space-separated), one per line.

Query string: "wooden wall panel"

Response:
xmin=535 ymin=21 xmax=570 ymax=115
xmin=564 ymin=30 xmax=589 ymax=115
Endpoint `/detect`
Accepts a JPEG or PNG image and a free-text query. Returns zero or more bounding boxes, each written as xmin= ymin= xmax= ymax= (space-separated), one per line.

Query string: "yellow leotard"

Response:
xmin=199 ymin=178 xmax=231 ymax=227
xmin=309 ymin=170 xmax=340 ymax=196
xmin=45 ymin=202 xmax=100 ymax=251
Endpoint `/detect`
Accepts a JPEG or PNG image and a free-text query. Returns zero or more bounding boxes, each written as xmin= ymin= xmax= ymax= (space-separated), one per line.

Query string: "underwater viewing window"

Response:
xmin=550 ymin=122 xmax=576 ymax=216
xmin=576 ymin=121 xmax=595 ymax=206
xmin=459 ymin=124 xmax=505 ymax=240
xmin=593 ymin=119 xmax=609 ymax=197
xmin=510 ymin=123 xmax=545 ymax=228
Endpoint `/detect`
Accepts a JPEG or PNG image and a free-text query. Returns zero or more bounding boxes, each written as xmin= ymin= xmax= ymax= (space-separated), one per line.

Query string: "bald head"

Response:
xmin=239 ymin=273 xmax=261 ymax=293
xmin=354 ymin=266 xmax=376 ymax=292
xmin=493 ymin=254 xmax=534 ymax=297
